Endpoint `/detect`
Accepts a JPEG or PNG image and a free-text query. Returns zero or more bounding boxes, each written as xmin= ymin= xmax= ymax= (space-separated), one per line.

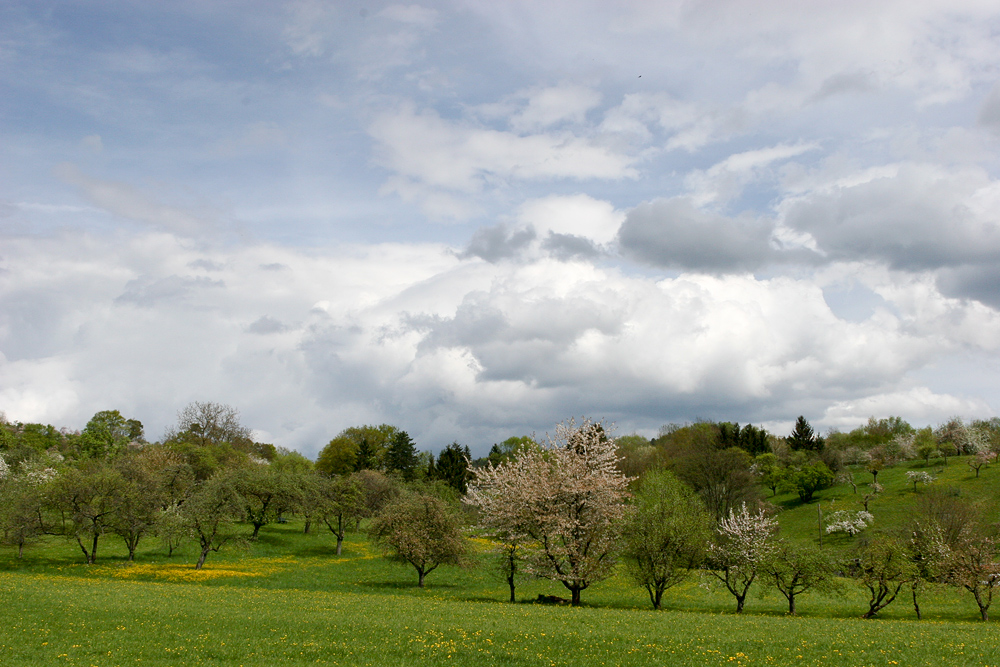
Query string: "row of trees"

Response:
xmin=2 ymin=406 xmax=998 ymax=619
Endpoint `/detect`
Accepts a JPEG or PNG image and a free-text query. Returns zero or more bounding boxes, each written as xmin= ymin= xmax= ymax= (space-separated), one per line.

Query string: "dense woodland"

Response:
xmin=1 ymin=404 xmax=999 ymax=620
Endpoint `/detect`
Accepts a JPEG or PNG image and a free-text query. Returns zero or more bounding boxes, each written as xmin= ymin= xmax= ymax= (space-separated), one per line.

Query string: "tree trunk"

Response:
xmin=18 ymin=542 xmax=24 ymax=559
xmin=508 ymin=575 xmax=516 ymax=603
xmin=417 ymin=569 xmax=425 ymax=587
xmin=336 ymin=534 xmax=343 ymax=556
xmin=571 ymin=587 xmax=581 ymax=606
xmin=653 ymin=587 xmax=663 ymax=611
xmin=788 ymin=594 xmax=796 ymax=615
xmin=251 ymin=522 xmax=262 ymax=540
xmin=196 ymin=547 xmax=210 ymax=570
xmin=735 ymin=593 xmax=746 ymax=613
xmin=303 ymin=519 xmax=311 ymax=534
xmin=89 ymin=532 xmax=99 ymax=564
xmin=912 ymin=585 xmax=921 ymax=620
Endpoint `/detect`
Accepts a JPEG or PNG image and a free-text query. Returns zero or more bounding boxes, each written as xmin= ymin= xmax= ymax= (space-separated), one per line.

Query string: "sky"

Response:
xmin=3 ymin=1 xmax=1000 ymax=458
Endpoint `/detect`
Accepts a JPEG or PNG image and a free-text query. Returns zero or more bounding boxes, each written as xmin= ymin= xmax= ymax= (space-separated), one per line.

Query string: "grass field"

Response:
xmin=2 ymin=457 xmax=999 ymax=666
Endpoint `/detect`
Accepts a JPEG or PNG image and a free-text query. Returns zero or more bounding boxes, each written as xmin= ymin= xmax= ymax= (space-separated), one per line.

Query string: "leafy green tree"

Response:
xmin=78 ymin=410 xmax=143 ymax=459
xmin=369 ymin=492 xmax=468 ymax=587
xmin=753 ymin=453 xmax=785 ymax=497
xmin=623 ymin=471 xmax=710 ymax=610
xmin=109 ymin=455 xmax=163 ymax=560
xmin=764 ymin=541 xmax=839 ymax=614
xmin=0 ymin=474 xmax=47 ymax=558
xmin=316 ymin=435 xmax=357 ymax=476
xmin=50 ymin=461 xmax=126 ymax=564
xmin=781 ymin=461 xmax=834 ymax=503
xmin=316 ymin=474 xmax=363 ymax=555
xmin=678 ymin=446 xmax=758 ymax=523
xmin=180 ymin=472 xmax=246 ymax=569
xmin=853 ymin=534 xmax=917 ymax=618
xmin=233 ymin=464 xmax=301 ymax=540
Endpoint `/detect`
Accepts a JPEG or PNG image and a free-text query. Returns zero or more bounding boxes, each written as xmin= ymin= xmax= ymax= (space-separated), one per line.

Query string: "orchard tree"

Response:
xmin=50 ymin=461 xmax=126 ymax=564
xmin=180 ymin=472 xmax=246 ymax=569
xmin=853 ymin=534 xmax=917 ymax=618
xmin=622 ymin=470 xmax=710 ymax=610
xmin=781 ymin=461 xmax=834 ymax=503
xmin=317 ymin=474 xmax=363 ymax=555
xmin=109 ymin=455 xmax=164 ymax=560
xmin=369 ymin=492 xmax=467 ymax=587
xmin=948 ymin=531 xmax=1000 ymax=621
xmin=706 ymin=503 xmax=779 ymax=613
xmin=764 ymin=541 xmax=839 ymax=615
xmin=466 ymin=417 xmax=630 ymax=606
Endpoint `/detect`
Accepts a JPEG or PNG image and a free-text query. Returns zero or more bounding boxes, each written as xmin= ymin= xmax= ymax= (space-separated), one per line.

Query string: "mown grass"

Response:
xmin=2 ymin=457 xmax=999 ymax=666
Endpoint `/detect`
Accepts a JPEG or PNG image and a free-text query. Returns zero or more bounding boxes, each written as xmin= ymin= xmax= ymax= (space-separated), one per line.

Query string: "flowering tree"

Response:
xmin=466 ymin=418 xmax=631 ymax=606
xmin=905 ymin=470 xmax=935 ymax=492
xmin=705 ymin=503 xmax=779 ymax=613
xmin=967 ymin=450 xmax=996 ymax=478
xmin=825 ymin=510 xmax=873 ymax=536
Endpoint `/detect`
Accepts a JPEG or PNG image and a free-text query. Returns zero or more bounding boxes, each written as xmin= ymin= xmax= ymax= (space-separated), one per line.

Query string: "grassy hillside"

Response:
xmin=0 ymin=457 xmax=999 ymax=666
xmin=769 ymin=454 xmax=1000 ymax=549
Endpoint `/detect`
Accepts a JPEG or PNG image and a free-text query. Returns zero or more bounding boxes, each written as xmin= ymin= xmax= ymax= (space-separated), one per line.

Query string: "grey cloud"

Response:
xmin=977 ymin=82 xmax=1000 ymax=133
xmin=189 ymin=259 xmax=223 ymax=271
xmin=416 ymin=292 xmax=623 ymax=386
xmin=809 ymin=71 xmax=877 ymax=103
xmin=782 ymin=168 xmax=1000 ymax=271
xmin=259 ymin=263 xmax=289 ymax=271
xmin=937 ymin=266 xmax=1000 ymax=309
xmin=246 ymin=315 xmax=289 ymax=335
xmin=115 ymin=275 xmax=224 ymax=307
xmin=617 ymin=198 xmax=778 ymax=272
xmin=459 ymin=223 xmax=536 ymax=262
xmin=542 ymin=233 xmax=600 ymax=261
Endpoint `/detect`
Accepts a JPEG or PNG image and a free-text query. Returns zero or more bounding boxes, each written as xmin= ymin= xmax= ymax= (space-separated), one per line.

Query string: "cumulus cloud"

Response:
xmin=617 ymin=197 xmax=781 ymax=272
xmin=459 ymin=223 xmax=536 ymax=263
xmin=780 ymin=163 xmax=1000 ymax=298
xmin=821 ymin=387 xmax=993 ymax=430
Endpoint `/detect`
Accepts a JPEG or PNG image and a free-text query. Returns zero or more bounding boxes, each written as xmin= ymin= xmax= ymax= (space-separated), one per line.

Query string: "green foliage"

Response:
xmin=719 ymin=422 xmax=771 ymax=456
xmin=369 ymin=491 xmax=468 ymax=586
xmin=385 ymin=430 xmax=419 ymax=480
xmin=764 ymin=541 xmax=840 ymax=614
xmin=780 ymin=461 xmax=834 ymax=503
xmin=623 ymin=470 xmax=710 ymax=609
xmin=852 ymin=534 xmax=918 ymax=618
xmin=435 ymin=442 xmax=471 ymax=493
xmin=787 ymin=416 xmax=822 ymax=452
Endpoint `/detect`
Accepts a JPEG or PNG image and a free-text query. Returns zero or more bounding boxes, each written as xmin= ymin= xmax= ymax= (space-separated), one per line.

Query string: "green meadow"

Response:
xmin=3 ymin=457 xmax=1000 ymax=667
